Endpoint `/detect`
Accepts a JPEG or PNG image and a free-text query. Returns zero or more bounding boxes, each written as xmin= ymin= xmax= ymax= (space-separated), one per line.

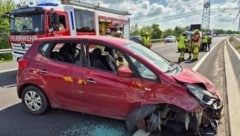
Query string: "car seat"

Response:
xmin=103 ymin=47 xmax=118 ymax=72
xmin=90 ymin=48 xmax=107 ymax=70
xmin=51 ymin=51 xmax=64 ymax=62
xmin=59 ymin=43 xmax=77 ymax=63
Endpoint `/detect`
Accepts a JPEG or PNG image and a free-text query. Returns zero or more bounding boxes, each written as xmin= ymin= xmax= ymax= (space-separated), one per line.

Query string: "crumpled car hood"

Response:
xmin=172 ymin=68 xmax=221 ymax=98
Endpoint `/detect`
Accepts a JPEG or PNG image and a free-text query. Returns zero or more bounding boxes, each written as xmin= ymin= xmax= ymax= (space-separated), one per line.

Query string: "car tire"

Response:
xmin=21 ymin=85 xmax=49 ymax=114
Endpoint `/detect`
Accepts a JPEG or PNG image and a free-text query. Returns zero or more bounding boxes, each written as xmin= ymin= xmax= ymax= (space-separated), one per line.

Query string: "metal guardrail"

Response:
xmin=0 ymin=49 xmax=12 ymax=54
xmin=151 ymin=39 xmax=164 ymax=43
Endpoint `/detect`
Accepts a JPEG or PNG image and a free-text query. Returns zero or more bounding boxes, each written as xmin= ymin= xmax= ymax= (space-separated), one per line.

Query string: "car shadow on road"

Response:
xmin=0 ymin=103 xmax=134 ymax=136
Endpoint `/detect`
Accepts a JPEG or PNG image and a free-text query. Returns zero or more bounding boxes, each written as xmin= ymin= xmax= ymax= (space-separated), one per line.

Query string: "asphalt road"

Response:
xmin=0 ymin=37 xmax=228 ymax=136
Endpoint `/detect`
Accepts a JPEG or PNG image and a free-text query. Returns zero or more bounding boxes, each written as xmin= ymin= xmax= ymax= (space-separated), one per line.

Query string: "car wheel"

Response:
xmin=22 ymin=85 xmax=49 ymax=114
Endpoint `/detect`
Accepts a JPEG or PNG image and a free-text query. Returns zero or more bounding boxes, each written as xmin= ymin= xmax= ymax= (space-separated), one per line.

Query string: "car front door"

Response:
xmin=80 ymin=67 xmax=144 ymax=119
xmin=71 ymin=42 xmax=145 ymax=119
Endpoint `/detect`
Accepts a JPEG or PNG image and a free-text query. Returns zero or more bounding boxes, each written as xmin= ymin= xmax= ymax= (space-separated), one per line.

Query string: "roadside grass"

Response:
xmin=229 ymin=36 xmax=234 ymax=43
xmin=230 ymin=37 xmax=240 ymax=54
xmin=0 ymin=53 xmax=12 ymax=63
xmin=0 ymin=59 xmax=12 ymax=63
xmin=236 ymin=46 xmax=240 ymax=53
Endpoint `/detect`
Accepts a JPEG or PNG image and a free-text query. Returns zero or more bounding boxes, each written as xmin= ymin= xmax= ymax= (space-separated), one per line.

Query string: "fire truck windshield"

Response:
xmin=10 ymin=13 xmax=44 ymax=35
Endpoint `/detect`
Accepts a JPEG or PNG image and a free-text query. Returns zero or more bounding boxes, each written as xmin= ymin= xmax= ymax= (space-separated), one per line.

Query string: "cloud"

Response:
xmin=28 ymin=0 xmax=239 ymax=30
xmin=210 ymin=0 xmax=238 ymax=29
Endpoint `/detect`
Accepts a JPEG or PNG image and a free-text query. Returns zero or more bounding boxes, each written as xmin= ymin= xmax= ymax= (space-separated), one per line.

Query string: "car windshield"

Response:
xmin=10 ymin=13 xmax=44 ymax=34
xmin=125 ymin=42 xmax=178 ymax=73
xmin=167 ymin=36 xmax=175 ymax=38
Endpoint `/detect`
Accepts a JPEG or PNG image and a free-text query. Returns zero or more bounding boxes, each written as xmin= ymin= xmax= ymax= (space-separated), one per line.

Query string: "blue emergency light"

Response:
xmin=37 ymin=0 xmax=60 ymax=6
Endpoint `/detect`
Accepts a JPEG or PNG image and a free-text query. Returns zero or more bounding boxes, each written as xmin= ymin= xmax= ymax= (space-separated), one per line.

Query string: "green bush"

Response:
xmin=235 ymin=46 xmax=240 ymax=53
xmin=0 ymin=33 xmax=12 ymax=62
xmin=229 ymin=36 xmax=234 ymax=42
xmin=0 ymin=53 xmax=12 ymax=62
xmin=0 ymin=33 xmax=9 ymax=49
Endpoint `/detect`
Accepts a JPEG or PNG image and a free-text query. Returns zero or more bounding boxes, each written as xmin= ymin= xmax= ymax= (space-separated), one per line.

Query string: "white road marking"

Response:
xmin=192 ymin=39 xmax=225 ymax=71
xmin=0 ymin=68 xmax=18 ymax=74
xmin=2 ymin=84 xmax=17 ymax=88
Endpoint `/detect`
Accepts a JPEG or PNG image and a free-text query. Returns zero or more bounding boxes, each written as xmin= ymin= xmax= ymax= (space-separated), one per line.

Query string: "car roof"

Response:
xmin=35 ymin=36 xmax=130 ymax=46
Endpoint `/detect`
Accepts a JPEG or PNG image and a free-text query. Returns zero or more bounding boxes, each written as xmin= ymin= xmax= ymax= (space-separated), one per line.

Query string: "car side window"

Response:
xmin=84 ymin=43 xmax=128 ymax=73
xmin=129 ymin=56 xmax=158 ymax=80
xmin=47 ymin=42 xmax=81 ymax=64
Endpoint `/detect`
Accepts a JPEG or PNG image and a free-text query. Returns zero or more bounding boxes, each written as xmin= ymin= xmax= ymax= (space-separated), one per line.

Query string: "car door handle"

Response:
xmin=144 ymin=87 xmax=152 ymax=91
xmin=86 ymin=79 xmax=96 ymax=84
xmin=39 ymin=69 xmax=48 ymax=74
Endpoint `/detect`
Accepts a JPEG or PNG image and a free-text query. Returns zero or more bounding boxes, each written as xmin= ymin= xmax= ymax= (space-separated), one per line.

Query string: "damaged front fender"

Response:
xmin=125 ymin=104 xmax=158 ymax=130
xmin=126 ymin=103 xmax=221 ymax=135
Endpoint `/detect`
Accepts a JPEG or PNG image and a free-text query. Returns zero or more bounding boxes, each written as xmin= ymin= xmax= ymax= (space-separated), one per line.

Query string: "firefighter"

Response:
xmin=178 ymin=32 xmax=187 ymax=62
xmin=114 ymin=30 xmax=124 ymax=66
xmin=142 ymin=32 xmax=152 ymax=48
xmin=106 ymin=28 xmax=112 ymax=36
xmin=59 ymin=23 xmax=65 ymax=31
xmin=187 ymin=33 xmax=193 ymax=60
xmin=192 ymin=29 xmax=201 ymax=61
xmin=202 ymin=34 xmax=208 ymax=52
xmin=207 ymin=34 xmax=212 ymax=51
xmin=115 ymin=29 xmax=122 ymax=38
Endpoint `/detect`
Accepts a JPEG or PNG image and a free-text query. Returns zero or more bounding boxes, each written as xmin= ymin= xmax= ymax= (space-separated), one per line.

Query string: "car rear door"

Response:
xmin=38 ymin=41 xmax=81 ymax=108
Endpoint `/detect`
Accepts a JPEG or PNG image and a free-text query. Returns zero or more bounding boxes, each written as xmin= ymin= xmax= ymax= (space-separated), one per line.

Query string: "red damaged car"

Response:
xmin=17 ymin=36 xmax=222 ymax=135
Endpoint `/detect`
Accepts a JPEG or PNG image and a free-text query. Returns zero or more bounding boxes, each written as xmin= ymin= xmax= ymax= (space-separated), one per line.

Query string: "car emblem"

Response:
xmin=21 ymin=42 xmax=26 ymax=49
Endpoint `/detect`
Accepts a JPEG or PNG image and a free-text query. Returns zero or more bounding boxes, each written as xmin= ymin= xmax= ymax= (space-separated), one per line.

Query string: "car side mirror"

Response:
xmin=117 ymin=66 xmax=133 ymax=78
xmin=48 ymin=11 xmax=59 ymax=32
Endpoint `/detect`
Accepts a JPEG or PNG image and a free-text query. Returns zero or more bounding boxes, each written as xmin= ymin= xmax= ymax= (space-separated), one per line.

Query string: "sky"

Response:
xmin=15 ymin=0 xmax=240 ymax=31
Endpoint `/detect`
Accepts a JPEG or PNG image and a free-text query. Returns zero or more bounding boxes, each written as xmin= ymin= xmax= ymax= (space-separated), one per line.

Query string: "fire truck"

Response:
xmin=9 ymin=0 xmax=131 ymax=61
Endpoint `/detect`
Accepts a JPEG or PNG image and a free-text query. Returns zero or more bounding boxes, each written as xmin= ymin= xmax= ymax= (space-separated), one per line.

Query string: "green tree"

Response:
xmin=0 ymin=0 xmax=15 ymax=61
xmin=140 ymin=26 xmax=152 ymax=37
xmin=151 ymin=24 xmax=161 ymax=39
xmin=185 ymin=26 xmax=190 ymax=31
xmin=173 ymin=26 xmax=185 ymax=38
xmin=0 ymin=0 xmax=15 ymax=33
xmin=213 ymin=29 xmax=225 ymax=35
xmin=131 ymin=24 xmax=140 ymax=35
xmin=162 ymin=28 xmax=173 ymax=38
xmin=226 ymin=30 xmax=233 ymax=34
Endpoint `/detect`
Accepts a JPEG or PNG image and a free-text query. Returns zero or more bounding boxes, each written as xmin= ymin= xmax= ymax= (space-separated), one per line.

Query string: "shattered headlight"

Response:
xmin=186 ymin=84 xmax=222 ymax=110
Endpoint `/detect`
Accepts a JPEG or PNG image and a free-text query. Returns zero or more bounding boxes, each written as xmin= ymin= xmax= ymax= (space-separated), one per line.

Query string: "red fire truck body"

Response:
xmin=9 ymin=0 xmax=130 ymax=61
